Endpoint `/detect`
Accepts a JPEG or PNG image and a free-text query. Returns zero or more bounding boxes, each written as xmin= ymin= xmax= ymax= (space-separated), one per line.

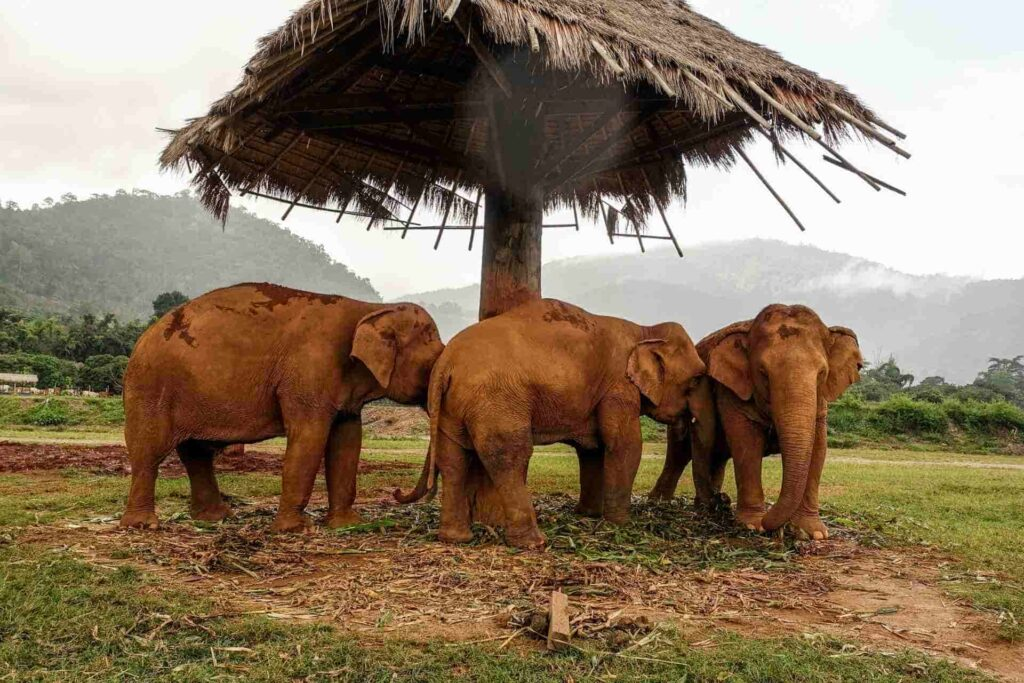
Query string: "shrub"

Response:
xmin=827 ymin=394 xmax=869 ymax=435
xmin=871 ymin=394 xmax=946 ymax=435
xmin=22 ymin=399 xmax=73 ymax=427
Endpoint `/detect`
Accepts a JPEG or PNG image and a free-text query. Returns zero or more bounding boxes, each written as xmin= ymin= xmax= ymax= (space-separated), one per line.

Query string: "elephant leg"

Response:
xmin=120 ymin=421 xmax=174 ymax=529
xmin=719 ymin=400 xmax=767 ymax=531
xmin=598 ymin=403 xmax=643 ymax=525
xmin=575 ymin=446 xmax=605 ymax=517
xmin=177 ymin=441 xmax=231 ymax=522
xmin=324 ymin=416 xmax=363 ymax=528
xmin=437 ymin=432 xmax=474 ymax=544
xmin=271 ymin=418 xmax=332 ymax=533
xmin=649 ymin=422 xmax=689 ymax=501
xmin=790 ymin=416 xmax=830 ymax=541
xmin=476 ymin=430 xmax=544 ymax=549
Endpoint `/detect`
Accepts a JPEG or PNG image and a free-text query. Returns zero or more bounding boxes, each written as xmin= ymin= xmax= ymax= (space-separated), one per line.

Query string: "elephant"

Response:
xmin=398 ymin=298 xmax=706 ymax=549
xmin=119 ymin=283 xmax=444 ymax=532
xmin=649 ymin=304 xmax=862 ymax=540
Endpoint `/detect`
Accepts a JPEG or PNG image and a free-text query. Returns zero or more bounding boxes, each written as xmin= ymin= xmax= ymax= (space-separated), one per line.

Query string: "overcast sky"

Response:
xmin=2 ymin=1 xmax=1021 ymax=298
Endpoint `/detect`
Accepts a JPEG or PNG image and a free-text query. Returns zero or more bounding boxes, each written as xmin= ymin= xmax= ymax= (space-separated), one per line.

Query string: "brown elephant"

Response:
xmin=399 ymin=299 xmax=705 ymax=548
xmin=649 ymin=304 xmax=862 ymax=540
xmin=120 ymin=283 xmax=443 ymax=532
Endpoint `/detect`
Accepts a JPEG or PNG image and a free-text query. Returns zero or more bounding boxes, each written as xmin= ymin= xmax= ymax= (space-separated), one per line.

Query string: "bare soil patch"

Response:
xmin=21 ymin=493 xmax=1023 ymax=681
xmin=0 ymin=441 xmax=416 ymax=476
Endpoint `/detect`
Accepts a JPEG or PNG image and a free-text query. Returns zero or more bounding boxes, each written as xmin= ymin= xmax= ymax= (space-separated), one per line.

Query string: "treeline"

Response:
xmin=850 ymin=356 xmax=1024 ymax=408
xmin=0 ymin=292 xmax=186 ymax=393
xmin=0 ymin=190 xmax=378 ymax=319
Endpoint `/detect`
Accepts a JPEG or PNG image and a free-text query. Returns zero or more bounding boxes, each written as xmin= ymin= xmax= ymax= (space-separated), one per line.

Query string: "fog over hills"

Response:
xmin=396 ymin=240 xmax=1022 ymax=385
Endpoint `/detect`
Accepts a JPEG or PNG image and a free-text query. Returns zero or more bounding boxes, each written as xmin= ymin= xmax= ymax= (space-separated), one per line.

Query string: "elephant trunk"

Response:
xmin=762 ymin=384 xmax=817 ymax=531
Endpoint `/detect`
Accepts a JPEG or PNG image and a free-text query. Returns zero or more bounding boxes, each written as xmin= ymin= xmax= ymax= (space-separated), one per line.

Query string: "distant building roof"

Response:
xmin=0 ymin=373 xmax=39 ymax=384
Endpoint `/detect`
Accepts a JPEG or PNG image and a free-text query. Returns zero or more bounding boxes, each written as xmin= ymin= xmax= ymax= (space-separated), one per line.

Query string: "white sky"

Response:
xmin=2 ymin=0 xmax=1021 ymax=298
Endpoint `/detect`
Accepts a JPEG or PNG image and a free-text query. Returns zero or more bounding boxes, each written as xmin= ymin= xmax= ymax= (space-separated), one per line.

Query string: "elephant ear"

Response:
xmin=628 ymin=339 xmax=667 ymax=406
xmin=707 ymin=333 xmax=753 ymax=401
xmin=351 ymin=308 xmax=398 ymax=389
xmin=824 ymin=326 xmax=863 ymax=402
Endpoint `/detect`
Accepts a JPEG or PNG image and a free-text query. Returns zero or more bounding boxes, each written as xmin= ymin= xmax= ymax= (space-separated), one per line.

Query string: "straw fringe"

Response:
xmin=161 ymin=0 xmax=898 ymax=224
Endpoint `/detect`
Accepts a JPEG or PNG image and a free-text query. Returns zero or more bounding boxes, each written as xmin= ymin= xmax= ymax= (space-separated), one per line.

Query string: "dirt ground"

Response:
xmin=0 ymin=441 xmax=417 ymax=476
xmin=16 ymin=487 xmax=1022 ymax=682
xmin=4 ymin=436 xmax=1022 ymax=680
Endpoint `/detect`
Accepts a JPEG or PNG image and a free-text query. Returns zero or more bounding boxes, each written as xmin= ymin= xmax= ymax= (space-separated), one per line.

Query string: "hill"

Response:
xmin=0 ymin=192 xmax=379 ymax=318
xmin=397 ymin=240 xmax=1023 ymax=385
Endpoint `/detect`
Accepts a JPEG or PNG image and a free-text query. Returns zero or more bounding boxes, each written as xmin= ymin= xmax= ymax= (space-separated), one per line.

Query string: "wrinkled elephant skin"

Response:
xmin=401 ymin=299 xmax=705 ymax=549
xmin=120 ymin=283 xmax=443 ymax=532
xmin=650 ymin=304 xmax=862 ymax=540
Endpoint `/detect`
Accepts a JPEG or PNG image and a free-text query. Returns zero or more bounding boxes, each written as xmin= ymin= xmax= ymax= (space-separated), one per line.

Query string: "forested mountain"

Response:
xmin=0 ymin=192 xmax=379 ymax=318
xmin=399 ymin=240 xmax=1023 ymax=385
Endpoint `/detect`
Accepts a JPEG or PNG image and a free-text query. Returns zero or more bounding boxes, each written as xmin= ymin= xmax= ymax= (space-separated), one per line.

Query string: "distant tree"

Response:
xmin=43 ymin=197 xmax=55 ymax=207
xmin=152 ymin=291 xmax=190 ymax=319
xmin=851 ymin=356 xmax=915 ymax=402
xmin=77 ymin=354 xmax=130 ymax=393
xmin=115 ymin=189 xmax=128 ymax=197
xmin=973 ymin=356 xmax=1024 ymax=407
xmin=5 ymin=201 xmax=19 ymax=211
xmin=60 ymin=192 xmax=78 ymax=203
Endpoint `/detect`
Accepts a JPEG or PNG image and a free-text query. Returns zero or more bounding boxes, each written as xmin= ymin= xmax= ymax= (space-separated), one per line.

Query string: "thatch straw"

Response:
xmin=160 ymin=0 xmax=903 ymax=226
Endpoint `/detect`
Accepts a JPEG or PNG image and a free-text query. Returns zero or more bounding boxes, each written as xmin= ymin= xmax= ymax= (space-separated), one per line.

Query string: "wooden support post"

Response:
xmin=466 ymin=81 xmax=545 ymax=527
xmin=478 ymin=183 xmax=543 ymax=319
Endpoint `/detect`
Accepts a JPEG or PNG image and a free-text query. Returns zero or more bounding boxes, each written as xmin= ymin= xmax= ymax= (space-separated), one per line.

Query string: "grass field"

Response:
xmin=1 ymin=425 xmax=1023 ymax=681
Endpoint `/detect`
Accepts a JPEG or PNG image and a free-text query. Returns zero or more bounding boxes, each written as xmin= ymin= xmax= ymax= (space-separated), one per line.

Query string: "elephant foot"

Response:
xmin=694 ymin=492 xmax=732 ymax=516
xmin=269 ymin=512 xmax=314 ymax=534
xmin=324 ymin=508 xmax=364 ymax=529
xmin=789 ymin=514 xmax=829 ymax=541
xmin=602 ymin=511 xmax=630 ymax=526
xmin=506 ymin=527 xmax=547 ymax=550
xmin=648 ymin=485 xmax=675 ymax=502
xmin=438 ymin=525 xmax=474 ymax=544
xmin=119 ymin=510 xmax=159 ymax=530
xmin=735 ymin=507 xmax=766 ymax=532
xmin=574 ymin=503 xmax=604 ymax=519
xmin=190 ymin=501 xmax=232 ymax=523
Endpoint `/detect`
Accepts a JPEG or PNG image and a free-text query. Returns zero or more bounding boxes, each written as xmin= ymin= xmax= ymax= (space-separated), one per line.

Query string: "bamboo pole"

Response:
xmin=590 ymin=38 xmax=624 ymax=76
xmin=825 ymin=102 xmax=911 ymax=159
xmin=467 ymin=188 xmax=483 ymax=251
xmin=745 ymin=80 xmax=821 ymax=141
xmin=640 ymin=168 xmax=683 ymax=257
xmin=755 ymin=129 xmax=841 ymax=204
xmin=821 ymin=156 xmax=906 ymax=196
xmin=865 ymin=113 xmax=907 ymax=140
xmin=736 ymin=147 xmax=805 ymax=232
xmin=642 ymin=58 xmax=677 ymax=98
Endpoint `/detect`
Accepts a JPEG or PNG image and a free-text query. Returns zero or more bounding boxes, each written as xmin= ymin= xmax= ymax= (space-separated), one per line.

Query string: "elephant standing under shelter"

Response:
xmin=399 ymin=299 xmax=705 ymax=548
xmin=649 ymin=304 xmax=862 ymax=540
xmin=120 ymin=283 xmax=444 ymax=532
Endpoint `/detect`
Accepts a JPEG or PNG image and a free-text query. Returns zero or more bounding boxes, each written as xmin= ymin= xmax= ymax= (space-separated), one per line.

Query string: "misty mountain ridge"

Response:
xmin=397 ymin=240 xmax=1020 ymax=385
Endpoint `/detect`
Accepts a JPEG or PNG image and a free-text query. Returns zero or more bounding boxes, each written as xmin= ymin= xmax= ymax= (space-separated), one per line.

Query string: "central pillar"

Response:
xmin=466 ymin=87 xmax=545 ymax=527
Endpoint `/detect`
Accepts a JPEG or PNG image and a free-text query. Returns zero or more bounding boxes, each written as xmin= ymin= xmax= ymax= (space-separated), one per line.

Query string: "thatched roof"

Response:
xmin=161 ymin=0 xmax=907 ymax=230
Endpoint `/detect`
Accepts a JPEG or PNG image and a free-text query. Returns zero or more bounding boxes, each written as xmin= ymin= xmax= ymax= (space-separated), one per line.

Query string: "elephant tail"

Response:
xmin=393 ymin=359 xmax=450 ymax=504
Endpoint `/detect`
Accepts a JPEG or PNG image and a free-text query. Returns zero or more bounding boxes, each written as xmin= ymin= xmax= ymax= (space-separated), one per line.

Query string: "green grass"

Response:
xmin=0 ymin=543 xmax=991 ymax=682
xmin=0 ymin=444 xmax=1021 ymax=677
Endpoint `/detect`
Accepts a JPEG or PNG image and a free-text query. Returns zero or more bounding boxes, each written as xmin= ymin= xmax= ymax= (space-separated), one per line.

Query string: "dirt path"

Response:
xmin=829 ymin=456 xmax=1024 ymax=471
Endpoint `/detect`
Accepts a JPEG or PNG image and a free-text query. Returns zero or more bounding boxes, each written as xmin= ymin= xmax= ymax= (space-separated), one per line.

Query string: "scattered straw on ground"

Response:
xmin=20 ymin=492 xmax=1023 ymax=680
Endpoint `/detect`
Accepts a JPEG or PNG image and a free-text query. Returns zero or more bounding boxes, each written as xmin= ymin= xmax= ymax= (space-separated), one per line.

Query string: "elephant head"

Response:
xmin=706 ymin=305 xmax=862 ymax=530
xmin=351 ymin=304 xmax=445 ymax=406
xmin=628 ymin=322 xmax=707 ymax=424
